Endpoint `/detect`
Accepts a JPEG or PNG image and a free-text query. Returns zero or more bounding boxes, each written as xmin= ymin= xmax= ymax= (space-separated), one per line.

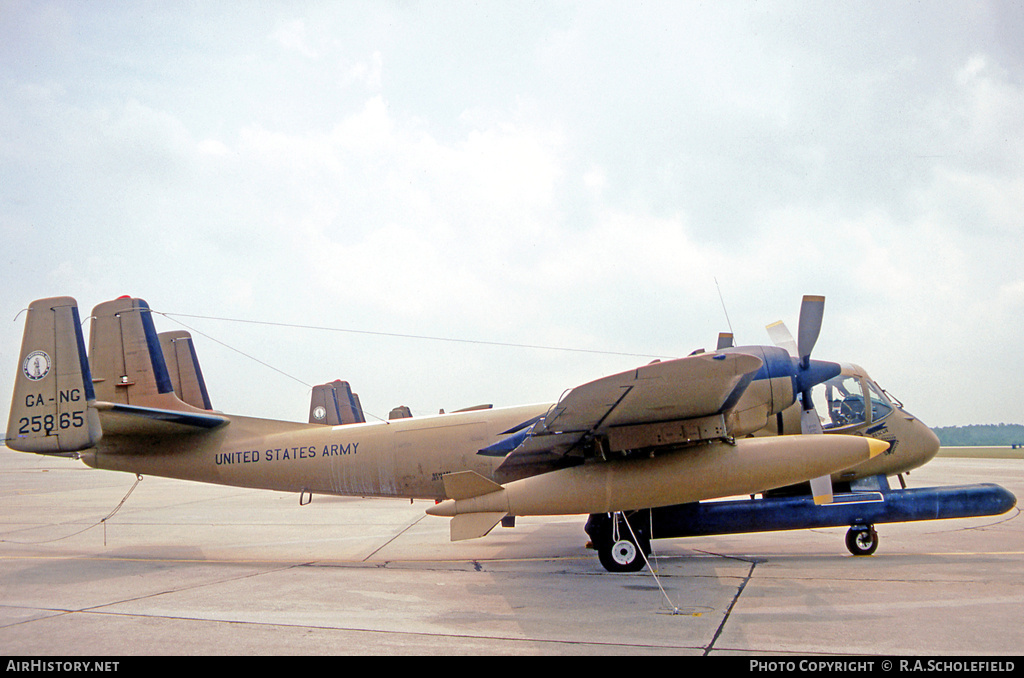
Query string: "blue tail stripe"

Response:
xmin=185 ymin=337 xmax=213 ymax=410
xmin=71 ymin=305 xmax=96 ymax=402
xmin=137 ymin=300 xmax=174 ymax=395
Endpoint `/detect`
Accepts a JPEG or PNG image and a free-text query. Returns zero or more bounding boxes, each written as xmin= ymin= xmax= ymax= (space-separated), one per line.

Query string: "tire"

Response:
xmin=846 ymin=525 xmax=879 ymax=556
xmin=588 ymin=512 xmax=652 ymax=572
xmin=598 ymin=538 xmax=647 ymax=572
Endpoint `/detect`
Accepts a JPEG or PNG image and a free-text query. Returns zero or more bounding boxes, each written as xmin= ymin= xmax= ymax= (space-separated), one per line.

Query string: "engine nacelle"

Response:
xmin=721 ymin=345 xmax=840 ymax=437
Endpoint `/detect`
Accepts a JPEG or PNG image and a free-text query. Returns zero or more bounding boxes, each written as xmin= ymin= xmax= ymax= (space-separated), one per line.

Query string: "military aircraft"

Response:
xmin=271 ymin=309 xmax=1019 ymax=571
xmin=5 ymin=295 xmax=1014 ymax=572
xmin=576 ymin=312 xmax=1013 ymax=570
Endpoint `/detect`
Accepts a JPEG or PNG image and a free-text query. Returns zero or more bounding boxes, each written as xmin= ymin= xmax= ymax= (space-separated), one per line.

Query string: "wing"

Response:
xmin=483 ymin=352 xmax=763 ymax=476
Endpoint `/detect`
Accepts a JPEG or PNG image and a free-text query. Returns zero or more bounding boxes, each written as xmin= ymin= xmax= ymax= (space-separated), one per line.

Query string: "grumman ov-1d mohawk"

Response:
xmin=7 ymin=295 xmax=1015 ymax=572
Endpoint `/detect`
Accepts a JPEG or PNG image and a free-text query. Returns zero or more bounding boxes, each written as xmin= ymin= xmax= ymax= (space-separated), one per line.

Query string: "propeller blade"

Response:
xmin=717 ymin=332 xmax=734 ymax=350
xmin=771 ymin=300 xmax=839 ymax=396
xmin=797 ymin=295 xmax=825 ymax=366
xmin=766 ymin=321 xmax=797 ymax=357
xmin=775 ymin=295 xmax=832 ymax=505
xmin=801 ymin=403 xmax=834 ymax=504
xmin=800 ymin=406 xmax=824 ymax=435
xmin=810 ymin=474 xmax=834 ymax=505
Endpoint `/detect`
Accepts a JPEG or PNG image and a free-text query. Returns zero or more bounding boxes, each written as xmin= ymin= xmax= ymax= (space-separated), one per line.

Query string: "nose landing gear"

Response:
xmin=846 ymin=524 xmax=879 ymax=556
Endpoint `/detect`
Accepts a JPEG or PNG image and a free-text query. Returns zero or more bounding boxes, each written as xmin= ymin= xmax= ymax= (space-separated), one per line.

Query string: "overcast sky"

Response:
xmin=2 ymin=1 xmax=1022 ymax=431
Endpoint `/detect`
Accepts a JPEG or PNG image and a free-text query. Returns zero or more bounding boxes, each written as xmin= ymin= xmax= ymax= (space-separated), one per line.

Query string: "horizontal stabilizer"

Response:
xmin=94 ymin=401 xmax=228 ymax=436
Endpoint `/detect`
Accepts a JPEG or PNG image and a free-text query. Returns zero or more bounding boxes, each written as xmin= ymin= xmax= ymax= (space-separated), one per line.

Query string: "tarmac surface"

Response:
xmin=1 ymin=448 xmax=1020 ymax=656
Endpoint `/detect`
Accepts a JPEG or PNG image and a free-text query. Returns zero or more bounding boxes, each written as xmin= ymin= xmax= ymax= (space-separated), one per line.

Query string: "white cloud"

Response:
xmin=197 ymin=138 xmax=231 ymax=157
xmin=270 ymin=19 xmax=319 ymax=59
xmin=344 ymin=51 xmax=384 ymax=91
xmin=1 ymin=1 xmax=1023 ymax=427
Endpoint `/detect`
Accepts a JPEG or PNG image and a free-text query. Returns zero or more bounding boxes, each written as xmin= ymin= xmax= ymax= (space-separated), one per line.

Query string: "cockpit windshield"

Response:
xmin=866 ymin=379 xmax=893 ymax=422
xmin=813 ymin=375 xmax=894 ymax=430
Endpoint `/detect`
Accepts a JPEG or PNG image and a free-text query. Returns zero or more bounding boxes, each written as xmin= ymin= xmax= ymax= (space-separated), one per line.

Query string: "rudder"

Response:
xmin=7 ymin=297 xmax=102 ymax=454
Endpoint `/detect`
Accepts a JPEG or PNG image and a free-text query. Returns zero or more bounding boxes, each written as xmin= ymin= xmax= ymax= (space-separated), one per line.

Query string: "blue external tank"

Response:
xmin=647 ymin=482 xmax=1017 ymax=544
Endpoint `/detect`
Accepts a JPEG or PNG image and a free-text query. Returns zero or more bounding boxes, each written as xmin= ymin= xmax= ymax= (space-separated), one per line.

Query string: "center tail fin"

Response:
xmin=87 ymin=296 xmax=214 ymax=415
xmin=6 ymin=297 xmax=102 ymax=454
xmin=88 ymin=296 xmax=173 ymax=406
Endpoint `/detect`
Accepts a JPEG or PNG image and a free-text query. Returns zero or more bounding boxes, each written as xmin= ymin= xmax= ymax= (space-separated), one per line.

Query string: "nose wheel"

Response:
xmin=846 ymin=524 xmax=879 ymax=556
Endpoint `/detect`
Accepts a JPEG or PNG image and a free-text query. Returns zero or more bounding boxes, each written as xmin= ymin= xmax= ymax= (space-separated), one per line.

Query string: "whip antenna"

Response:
xmin=714 ymin=277 xmax=734 ymax=336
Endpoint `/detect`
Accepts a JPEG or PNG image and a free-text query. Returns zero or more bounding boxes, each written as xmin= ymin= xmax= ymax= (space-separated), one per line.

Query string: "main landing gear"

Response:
xmin=585 ymin=511 xmax=652 ymax=572
xmin=845 ymin=524 xmax=879 ymax=556
xmin=587 ymin=513 xmax=882 ymax=570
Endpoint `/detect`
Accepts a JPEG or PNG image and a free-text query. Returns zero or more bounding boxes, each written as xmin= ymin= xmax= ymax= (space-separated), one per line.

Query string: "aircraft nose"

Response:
xmin=908 ymin=414 xmax=941 ymax=467
xmin=922 ymin=421 xmax=941 ymax=459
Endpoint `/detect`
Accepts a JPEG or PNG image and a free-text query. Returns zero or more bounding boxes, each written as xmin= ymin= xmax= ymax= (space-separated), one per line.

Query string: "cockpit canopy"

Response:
xmin=812 ymin=368 xmax=894 ymax=430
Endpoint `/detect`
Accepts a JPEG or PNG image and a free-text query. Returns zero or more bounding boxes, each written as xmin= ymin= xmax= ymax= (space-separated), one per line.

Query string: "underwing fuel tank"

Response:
xmin=646 ymin=482 xmax=1017 ymax=540
xmin=428 ymin=434 xmax=888 ymax=534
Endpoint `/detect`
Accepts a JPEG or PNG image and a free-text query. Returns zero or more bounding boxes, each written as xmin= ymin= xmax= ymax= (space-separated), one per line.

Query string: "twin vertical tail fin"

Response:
xmin=6 ymin=297 xmax=102 ymax=454
xmin=159 ymin=330 xmax=214 ymax=410
xmin=87 ymin=296 xmax=211 ymax=414
xmin=88 ymin=297 xmax=174 ymax=407
xmin=309 ymin=379 xmax=365 ymax=425
xmin=7 ymin=295 xmax=227 ymax=453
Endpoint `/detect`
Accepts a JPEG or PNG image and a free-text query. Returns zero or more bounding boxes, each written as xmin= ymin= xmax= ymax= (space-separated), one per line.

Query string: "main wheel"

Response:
xmin=599 ymin=538 xmax=647 ymax=572
xmin=845 ymin=525 xmax=878 ymax=556
xmin=587 ymin=511 xmax=652 ymax=572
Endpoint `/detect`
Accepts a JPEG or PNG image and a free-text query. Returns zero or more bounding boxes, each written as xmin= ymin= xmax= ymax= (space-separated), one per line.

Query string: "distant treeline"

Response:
xmin=933 ymin=423 xmax=1024 ymax=447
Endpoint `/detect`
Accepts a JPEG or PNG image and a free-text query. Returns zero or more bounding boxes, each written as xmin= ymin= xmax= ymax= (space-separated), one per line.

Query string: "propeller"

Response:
xmin=796 ymin=295 xmax=825 ymax=366
xmin=768 ymin=295 xmax=835 ymax=504
xmin=765 ymin=320 xmax=797 ymax=357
